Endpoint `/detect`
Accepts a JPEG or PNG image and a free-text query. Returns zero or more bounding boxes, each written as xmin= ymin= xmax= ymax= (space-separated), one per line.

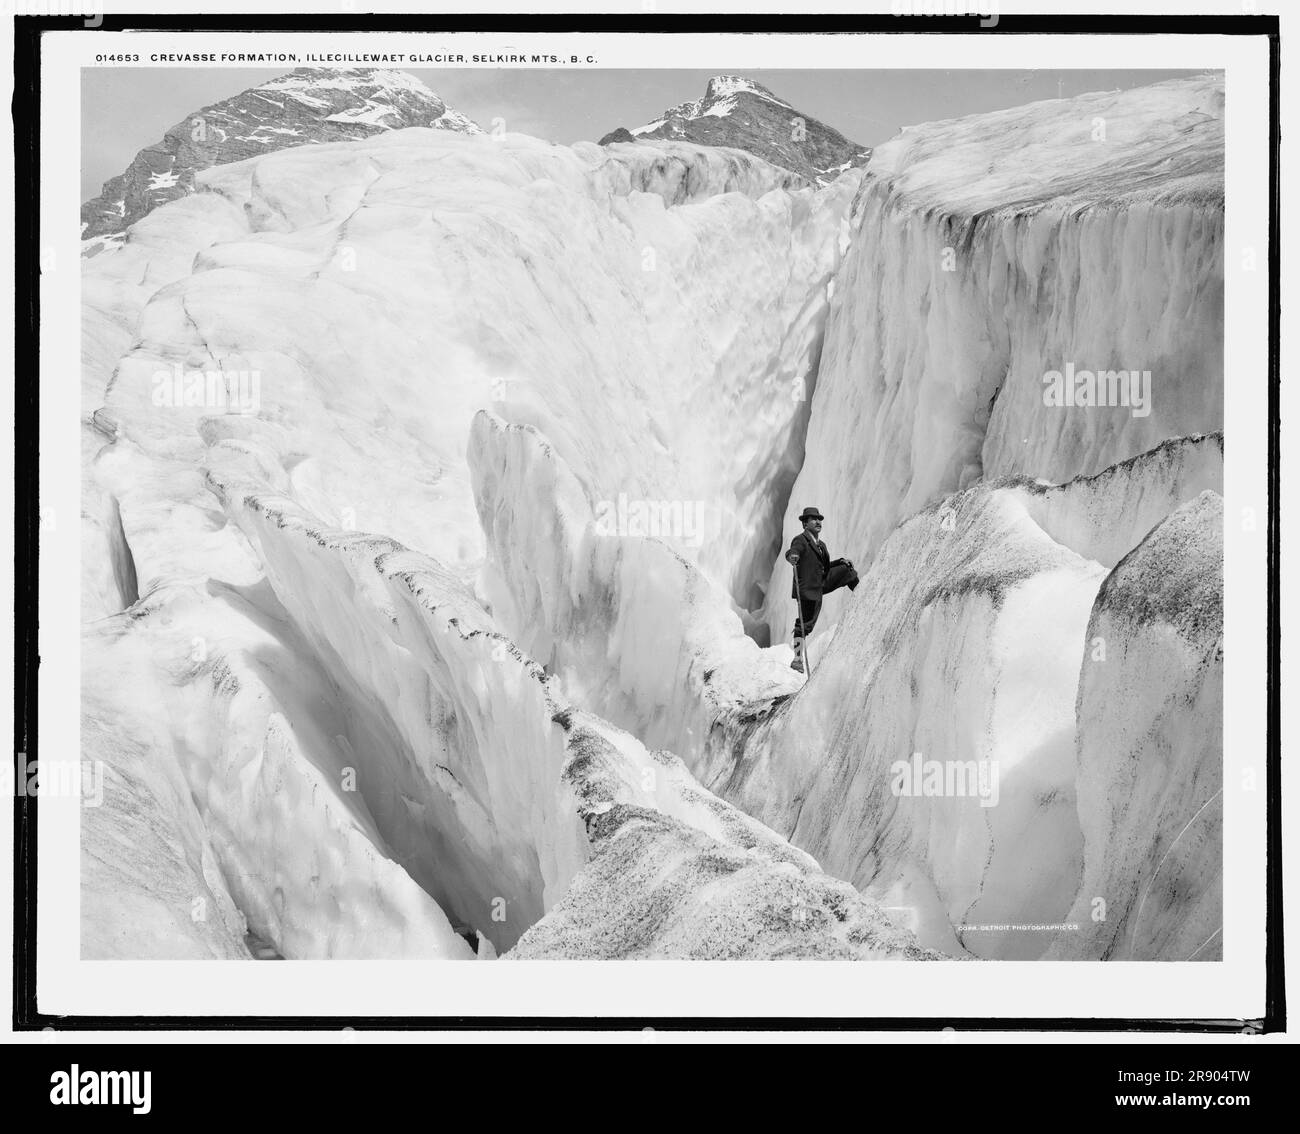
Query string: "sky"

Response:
xmin=81 ymin=67 xmax=1206 ymax=200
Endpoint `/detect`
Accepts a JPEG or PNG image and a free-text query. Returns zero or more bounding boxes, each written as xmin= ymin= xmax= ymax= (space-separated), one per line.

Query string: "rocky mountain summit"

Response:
xmin=81 ymin=67 xmax=481 ymax=244
xmin=600 ymin=74 xmax=871 ymax=184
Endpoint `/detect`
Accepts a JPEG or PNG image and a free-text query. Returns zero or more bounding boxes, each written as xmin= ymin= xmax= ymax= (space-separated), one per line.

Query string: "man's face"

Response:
xmin=805 ymin=517 xmax=823 ymax=537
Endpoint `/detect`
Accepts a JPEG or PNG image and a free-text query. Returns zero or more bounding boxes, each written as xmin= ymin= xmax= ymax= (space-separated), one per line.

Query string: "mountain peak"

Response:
xmin=261 ymin=66 xmax=429 ymax=92
xmin=82 ymin=67 xmax=480 ymax=244
xmin=600 ymin=76 xmax=870 ymax=186
xmin=703 ymin=74 xmax=792 ymax=107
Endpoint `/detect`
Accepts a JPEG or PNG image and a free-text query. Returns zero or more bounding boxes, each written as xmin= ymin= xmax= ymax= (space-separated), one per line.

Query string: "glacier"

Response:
xmin=761 ymin=76 xmax=1223 ymax=644
xmin=78 ymin=72 xmax=1223 ymax=963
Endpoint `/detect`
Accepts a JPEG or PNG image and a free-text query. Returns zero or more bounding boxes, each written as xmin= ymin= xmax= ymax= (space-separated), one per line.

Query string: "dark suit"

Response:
xmin=785 ymin=528 xmax=857 ymax=638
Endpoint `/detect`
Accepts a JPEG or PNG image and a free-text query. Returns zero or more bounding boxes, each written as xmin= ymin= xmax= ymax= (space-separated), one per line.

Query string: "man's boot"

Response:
xmin=790 ymin=635 xmax=805 ymax=673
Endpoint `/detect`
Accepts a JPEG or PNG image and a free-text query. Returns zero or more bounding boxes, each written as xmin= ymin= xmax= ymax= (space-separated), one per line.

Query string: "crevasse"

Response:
xmin=80 ymin=75 xmax=1224 ymax=962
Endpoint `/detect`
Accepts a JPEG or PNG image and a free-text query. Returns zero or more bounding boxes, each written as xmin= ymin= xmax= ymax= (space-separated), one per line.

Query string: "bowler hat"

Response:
xmin=798 ymin=506 xmax=824 ymax=522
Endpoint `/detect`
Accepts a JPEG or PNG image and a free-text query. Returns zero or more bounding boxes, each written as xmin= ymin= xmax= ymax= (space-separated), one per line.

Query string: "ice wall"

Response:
xmin=83 ymin=580 xmax=476 ymax=961
xmin=82 ymin=691 xmax=252 ymax=960
xmin=1047 ymin=492 xmax=1223 ymax=960
xmin=470 ymin=410 xmax=800 ymax=762
xmin=764 ymin=75 xmax=1224 ymax=643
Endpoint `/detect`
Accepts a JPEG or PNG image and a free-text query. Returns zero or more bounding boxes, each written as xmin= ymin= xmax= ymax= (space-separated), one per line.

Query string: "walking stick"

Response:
xmin=795 ymin=569 xmax=813 ymax=678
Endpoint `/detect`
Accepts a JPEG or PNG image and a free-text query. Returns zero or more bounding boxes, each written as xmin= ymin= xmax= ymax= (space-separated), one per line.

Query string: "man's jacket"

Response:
xmin=786 ymin=530 xmax=832 ymax=600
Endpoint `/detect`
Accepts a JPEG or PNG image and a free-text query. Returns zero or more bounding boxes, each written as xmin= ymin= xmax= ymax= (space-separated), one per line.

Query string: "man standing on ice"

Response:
xmin=785 ymin=506 xmax=858 ymax=673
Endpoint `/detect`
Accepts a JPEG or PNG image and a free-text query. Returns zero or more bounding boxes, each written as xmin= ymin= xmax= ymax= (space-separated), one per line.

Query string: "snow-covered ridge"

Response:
xmin=511 ymin=798 xmax=942 ymax=959
xmin=1013 ymin=432 xmax=1223 ymax=568
xmin=871 ymin=74 xmax=1223 ymax=213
